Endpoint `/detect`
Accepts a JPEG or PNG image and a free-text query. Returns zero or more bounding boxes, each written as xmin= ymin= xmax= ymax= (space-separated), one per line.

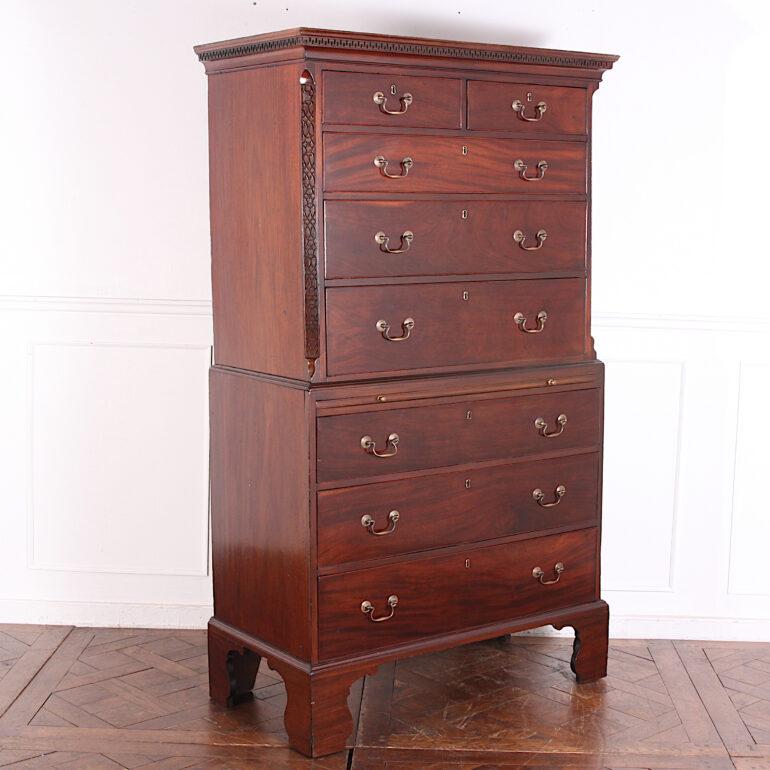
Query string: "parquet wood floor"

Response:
xmin=0 ymin=625 xmax=766 ymax=769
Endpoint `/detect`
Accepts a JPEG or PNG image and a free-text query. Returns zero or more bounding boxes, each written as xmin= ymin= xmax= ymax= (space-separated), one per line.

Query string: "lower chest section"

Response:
xmin=313 ymin=364 xmax=603 ymax=661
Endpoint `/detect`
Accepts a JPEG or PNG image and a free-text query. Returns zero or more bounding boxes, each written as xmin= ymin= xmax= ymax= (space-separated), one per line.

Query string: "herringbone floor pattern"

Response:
xmin=0 ymin=625 xmax=767 ymax=769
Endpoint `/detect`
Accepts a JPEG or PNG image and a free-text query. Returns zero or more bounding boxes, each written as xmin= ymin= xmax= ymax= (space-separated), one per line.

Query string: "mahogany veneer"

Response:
xmin=324 ymin=199 xmax=588 ymax=278
xmin=195 ymin=27 xmax=617 ymax=757
xmin=467 ymin=80 xmax=588 ymax=133
xmin=323 ymin=134 xmax=587 ymax=193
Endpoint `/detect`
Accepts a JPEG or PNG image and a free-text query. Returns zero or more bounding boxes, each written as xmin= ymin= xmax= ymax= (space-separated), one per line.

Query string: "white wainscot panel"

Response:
xmin=30 ymin=341 xmax=210 ymax=576
xmin=728 ymin=362 xmax=770 ymax=597
xmin=601 ymin=360 xmax=683 ymax=592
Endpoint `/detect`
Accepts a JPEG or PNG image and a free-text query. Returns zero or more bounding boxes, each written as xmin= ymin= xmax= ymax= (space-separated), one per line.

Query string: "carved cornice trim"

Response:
xmin=197 ymin=33 xmax=616 ymax=70
xmin=300 ymin=71 xmax=319 ymax=377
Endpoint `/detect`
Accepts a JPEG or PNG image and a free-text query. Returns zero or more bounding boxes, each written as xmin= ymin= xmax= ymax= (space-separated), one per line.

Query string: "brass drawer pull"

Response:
xmin=512 ymin=99 xmax=547 ymax=122
xmin=534 ymin=414 xmax=567 ymax=438
xmin=374 ymin=155 xmax=413 ymax=178
xmin=514 ymin=310 xmax=548 ymax=333
xmin=513 ymin=229 xmax=547 ymax=251
xmin=361 ymin=433 xmax=400 ymax=458
xmin=532 ymin=562 xmax=564 ymax=585
xmin=361 ymin=510 xmax=400 ymax=535
xmin=514 ymin=158 xmax=548 ymax=182
xmin=376 ymin=317 xmax=414 ymax=341
xmin=532 ymin=484 xmax=566 ymax=508
xmin=361 ymin=594 xmax=399 ymax=622
xmin=373 ymin=90 xmax=413 ymax=115
xmin=375 ymin=230 xmax=414 ymax=254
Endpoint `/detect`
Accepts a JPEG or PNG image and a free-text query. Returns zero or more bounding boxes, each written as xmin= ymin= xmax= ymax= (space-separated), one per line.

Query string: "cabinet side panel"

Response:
xmin=207 ymin=64 xmax=306 ymax=379
xmin=210 ymin=368 xmax=311 ymax=659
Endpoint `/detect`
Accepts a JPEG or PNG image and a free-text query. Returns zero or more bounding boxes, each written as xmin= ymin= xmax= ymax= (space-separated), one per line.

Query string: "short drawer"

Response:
xmin=318 ymin=452 xmax=600 ymax=567
xmin=323 ymin=71 xmax=461 ymax=128
xmin=325 ymin=278 xmax=586 ymax=378
xmin=316 ymin=386 xmax=601 ymax=483
xmin=318 ymin=527 xmax=598 ymax=659
xmin=324 ymin=200 xmax=586 ymax=279
xmin=467 ymin=81 xmax=587 ymax=134
xmin=323 ymin=134 xmax=586 ymax=194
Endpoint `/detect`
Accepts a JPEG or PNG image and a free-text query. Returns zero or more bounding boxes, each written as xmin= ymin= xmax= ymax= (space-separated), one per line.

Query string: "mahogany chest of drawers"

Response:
xmin=195 ymin=27 xmax=617 ymax=757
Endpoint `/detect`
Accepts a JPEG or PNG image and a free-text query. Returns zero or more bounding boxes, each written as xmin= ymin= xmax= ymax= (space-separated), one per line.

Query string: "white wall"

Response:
xmin=2 ymin=0 xmax=769 ymax=638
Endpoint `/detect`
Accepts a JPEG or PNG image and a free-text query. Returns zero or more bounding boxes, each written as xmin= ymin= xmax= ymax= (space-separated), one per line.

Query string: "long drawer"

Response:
xmin=324 ymin=200 xmax=586 ymax=278
xmin=316 ymin=387 xmax=601 ymax=483
xmin=325 ymin=278 xmax=586 ymax=378
xmin=318 ymin=452 xmax=600 ymax=567
xmin=318 ymin=527 xmax=598 ymax=659
xmin=323 ymin=134 xmax=586 ymax=194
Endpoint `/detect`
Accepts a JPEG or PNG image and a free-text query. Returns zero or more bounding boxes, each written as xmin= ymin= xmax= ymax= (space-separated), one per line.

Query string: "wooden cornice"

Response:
xmin=194 ymin=27 xmax=619 ymax=72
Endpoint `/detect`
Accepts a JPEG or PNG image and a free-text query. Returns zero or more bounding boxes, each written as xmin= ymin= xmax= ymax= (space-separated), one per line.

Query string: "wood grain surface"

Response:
xmin=317 ymin=528 xmax=598 ymax=659
xmin=325 ymin=278 xmax=588 ymax=377
xmin=200 ymin=28 xmax=613 ymax=760
xmin=317 ymin=451 xmax=601 ymax=567
xmin=316 ymin=386 xmax=602 ymax=483
xmin=0 ymin=624 xmax=760 ymax=768
xmin=323 ymin=71 xmax=462 ymax=129
xmin=323 ymin=134 xmax=587 ymax=194
xmin=467 ymin=79 xmax=588 ymax=134
xmin=324 ymin=199 xmax=587 ymax=279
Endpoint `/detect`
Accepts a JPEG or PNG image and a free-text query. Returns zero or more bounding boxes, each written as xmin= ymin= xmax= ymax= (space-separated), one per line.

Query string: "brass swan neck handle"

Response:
xmin=533 ymin=563 xmax=564 ymax=585
xmin=512 ymin=99 xmax=547 ymax=121
xmin=514 ymin=158 xmax=548 ymax=182
xmin=361 ymin=510 xmax=400 ymax=535
xmin=360 ymin=433 xmax=400 ymax=458
xmin=532 ymin=485 xmax=566 ymax=508
xmin=534 ymin=414 xmax=567 ymax=438
xmin=361 ymin=595 xmax=399 ymax=622
xmin=373 ymin=90 xmax=413 ymax=115
xmin=374 ymin=155 xmax=413 ymax=178
xmin=375 ymin=230 xmax=414 ymax=254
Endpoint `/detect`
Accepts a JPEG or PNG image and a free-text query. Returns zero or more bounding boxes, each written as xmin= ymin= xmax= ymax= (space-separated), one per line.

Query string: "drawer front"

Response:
xmin=318 ymin=452 xmax=600 ymax=567
xmin=323 ymin=72 xmax=461 ymax=128
xmin=324 ymin=200 xmax=586 ymax=279
xmin=324 ymin=134 xmax=586 ymax=194
xmin=325 ymin=278 xmax=586 ymax=378
xmin=316 ymin=387 xmax=601 ymax=483
xmin=318 ymin=527 xmax=598 ymax=659
xmin=467 ymin=81 xmax=587 ymax=134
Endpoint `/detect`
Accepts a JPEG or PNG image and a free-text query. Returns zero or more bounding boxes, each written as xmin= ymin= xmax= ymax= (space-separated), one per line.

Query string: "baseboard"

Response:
xmin=0 ymin=599 xmax=212 ymax=628
xmin=524 ymin=613 xmax=770 ymax=642
xmin=2 ymin=600 xmax=768 ymax=641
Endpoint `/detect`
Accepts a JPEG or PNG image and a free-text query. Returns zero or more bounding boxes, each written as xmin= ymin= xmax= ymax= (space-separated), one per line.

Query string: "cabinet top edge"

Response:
xmin=193 ymin=27 xmax=619 ymax=72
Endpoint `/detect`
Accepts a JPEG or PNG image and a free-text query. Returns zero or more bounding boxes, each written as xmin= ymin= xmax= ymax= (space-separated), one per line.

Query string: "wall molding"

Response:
xmin=3 ymin=297 xmax=770 ymax=333
xmin=3 ymin=598 xmax=767 ymax=641
xmin=600 ymin=359 xmax=686 ymax=593
xmin=3 ymin=299 xmax=770 ymax=635
xmin=529 ymin=612 xmax=770 ymax=641
xmin=0 ymin=295 xmax=212 ymax=316
xmin=0 ymin=598 xmax=212 ymax=629
xmin=594 ymin=311 xmax=770 ymax=334
xmin=727 ymin=361 xmax=770 ymax=598
xmin=27 ymin=340 xmax=212 ymax=578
